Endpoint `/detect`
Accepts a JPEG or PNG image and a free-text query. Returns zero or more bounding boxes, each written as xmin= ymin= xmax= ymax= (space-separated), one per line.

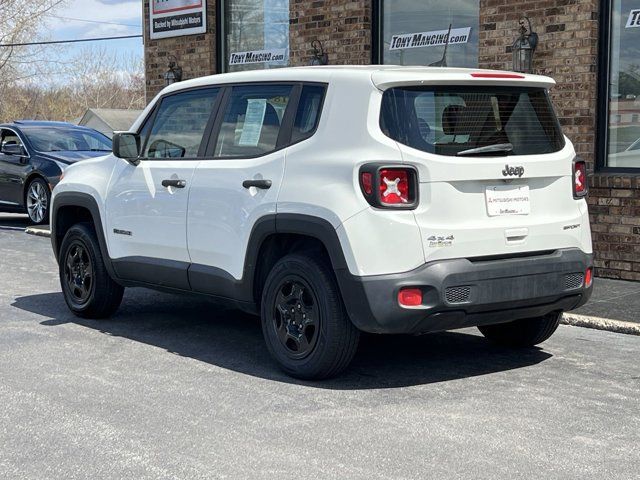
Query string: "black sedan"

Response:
xmin=0 ymin=121 xmax=112 ymax=224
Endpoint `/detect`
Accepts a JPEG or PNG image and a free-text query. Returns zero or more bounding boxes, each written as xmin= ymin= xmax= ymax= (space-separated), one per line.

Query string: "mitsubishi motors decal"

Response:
xmin=150 ymin=0 xmax=206 ymax=39
xmin=389 ymin=27 xmax=472 ymax=50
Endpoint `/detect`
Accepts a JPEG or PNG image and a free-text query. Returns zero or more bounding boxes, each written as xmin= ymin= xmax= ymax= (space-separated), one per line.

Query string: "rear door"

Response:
xmin=187 ymin=82 xmax=307 ymax=295
xmin=105 ymin=87 xmax=220 ymax=289
xmin=379 ymin=83 xmax=582 ymax=261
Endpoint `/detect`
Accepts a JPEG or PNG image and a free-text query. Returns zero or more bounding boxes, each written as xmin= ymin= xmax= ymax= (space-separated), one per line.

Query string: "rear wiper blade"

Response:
xmin=457 ymin=143 xmax=513 ymax=156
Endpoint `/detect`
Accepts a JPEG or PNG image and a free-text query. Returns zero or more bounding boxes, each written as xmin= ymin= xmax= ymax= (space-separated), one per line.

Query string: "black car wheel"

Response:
xmin=478 ymin=312 xmax=561 ymax=347
xmin=25 ymin=177 xmax=50 ymax=224
xmin=59 ymin=223 xmax=124 ymax=319
xmin=261 ymin=253 xmax=360 ymax=380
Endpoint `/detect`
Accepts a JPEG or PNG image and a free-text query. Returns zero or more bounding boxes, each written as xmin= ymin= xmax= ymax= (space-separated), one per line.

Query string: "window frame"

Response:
xmin=202 ymin=81 xmax=328 ymax=160
xmin=596 ymin=0 xmax=640 ymax=174
xmin=137 ymin=86 xmax=223 ymax=161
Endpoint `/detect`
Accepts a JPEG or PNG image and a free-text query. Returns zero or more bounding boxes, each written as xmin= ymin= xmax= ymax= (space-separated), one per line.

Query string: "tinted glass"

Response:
xmin=23 ymin=127 xmax=111 ymax=153
xmin=291 ymin=85 xmax=325 ymax=143
xmin=605 ymin=0 xmax=640 ymax=168
xmin=381 ymin=0 xmax=479 ymax=68
xmin=0 ymin=130 xmax=24 ymax=150
xmin=381 ymin=87 xmax=564 ymax=156
xmin=224 ymin=0 xmax=289 ymax=72
xmin=214 ymin=84 xmax=292 ymax=157
xmin=143 ymin=88 xmax=219 ymax=159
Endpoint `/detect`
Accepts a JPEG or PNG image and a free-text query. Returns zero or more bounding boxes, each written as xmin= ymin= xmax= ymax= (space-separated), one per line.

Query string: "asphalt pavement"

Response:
xmin=1 ymin=213 xmax=640 ymax=479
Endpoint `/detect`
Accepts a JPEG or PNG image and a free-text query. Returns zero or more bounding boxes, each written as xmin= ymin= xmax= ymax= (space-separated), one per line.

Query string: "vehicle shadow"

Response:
xmin=0 ymin=213 xmax=30 ymax=230
xmin=13 ymin=290 xmax=552 ymax=390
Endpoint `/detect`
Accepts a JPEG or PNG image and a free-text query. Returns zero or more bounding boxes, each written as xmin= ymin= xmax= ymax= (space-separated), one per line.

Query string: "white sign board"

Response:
xmin=389 ymin=27 xmax=472 ymax=51
xmin=626 ymin=9 xmax=640 ymax=28
xmin=150 ymin=0 xmax=206 ymax=40
xmin=229 ymin=49 xmax=287 ymax=66
xmin=485 ymin=185 xmax=530 ymax=217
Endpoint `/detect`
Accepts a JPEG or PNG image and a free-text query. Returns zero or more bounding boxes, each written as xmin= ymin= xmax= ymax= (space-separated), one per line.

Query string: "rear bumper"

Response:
xmin=336 ymin=248 xmax=593 ymax=334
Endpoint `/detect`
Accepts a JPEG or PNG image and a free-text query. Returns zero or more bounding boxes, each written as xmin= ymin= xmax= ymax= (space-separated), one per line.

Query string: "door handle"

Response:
xmin=242 ymin=179 xmax=272 ymax=190
xmin=162 ymin=179 xmax=187 ymax=188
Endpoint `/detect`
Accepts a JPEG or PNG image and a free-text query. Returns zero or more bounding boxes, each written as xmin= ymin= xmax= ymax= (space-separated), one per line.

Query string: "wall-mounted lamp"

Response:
xmin=512 ymin=17 xmax=538 ymax=74
xmin=309 ymin=40 xmax=328 ymax=66
xmin=164 ymin=55 xmax=183 ymax=86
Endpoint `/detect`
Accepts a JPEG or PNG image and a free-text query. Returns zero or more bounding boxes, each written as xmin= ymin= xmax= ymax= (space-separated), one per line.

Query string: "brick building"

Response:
xmin=144 ymin=0 xmax=640 ymax=281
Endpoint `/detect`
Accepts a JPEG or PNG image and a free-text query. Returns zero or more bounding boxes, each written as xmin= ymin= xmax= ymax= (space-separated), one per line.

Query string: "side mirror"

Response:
xmin=1 ymin=143 xmax=27 ymax=157
xmin=112 ymin=132 xmax=140 ymax=164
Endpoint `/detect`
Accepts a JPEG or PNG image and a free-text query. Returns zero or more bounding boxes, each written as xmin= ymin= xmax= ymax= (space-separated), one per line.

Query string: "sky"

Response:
xmin=42 ymin=0 xmax=143 ymax=63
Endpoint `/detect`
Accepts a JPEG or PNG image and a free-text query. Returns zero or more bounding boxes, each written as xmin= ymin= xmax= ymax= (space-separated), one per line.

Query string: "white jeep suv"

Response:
xmin=51 ymin=66 xmax=593 ymax=379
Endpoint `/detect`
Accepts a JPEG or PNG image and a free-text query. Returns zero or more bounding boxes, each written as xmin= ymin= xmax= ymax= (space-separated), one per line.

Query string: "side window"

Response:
xmin=143 ymin=88 xmax=219 ymax=159
xmin=214 ymin=84 xmax=293 ymax=157
xmin=291 ymin=84 xmax=326 ymax=143
xmin=0 ymin=129 xmax=25 ymax=153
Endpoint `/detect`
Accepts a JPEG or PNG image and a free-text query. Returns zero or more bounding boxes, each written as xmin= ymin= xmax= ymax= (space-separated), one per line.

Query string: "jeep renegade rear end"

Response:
xmin=51 ymin=66 xmax=592 ymax=380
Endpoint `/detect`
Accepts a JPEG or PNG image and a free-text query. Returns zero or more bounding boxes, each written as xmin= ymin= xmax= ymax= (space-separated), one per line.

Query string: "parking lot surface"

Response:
xmin=1 ymin=214 xmax=639 ymax=479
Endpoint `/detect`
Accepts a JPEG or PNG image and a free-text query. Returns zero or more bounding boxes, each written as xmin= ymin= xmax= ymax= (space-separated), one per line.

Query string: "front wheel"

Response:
xmin=25 ymin=177 xmax=50 ymax=225
xmin=261 ymin=253 xmax=360 ymax=380
xmin=478 ymin=312 xmax=561 ymax=347
xmin=59 ymin=223 xmax=124 ymax=319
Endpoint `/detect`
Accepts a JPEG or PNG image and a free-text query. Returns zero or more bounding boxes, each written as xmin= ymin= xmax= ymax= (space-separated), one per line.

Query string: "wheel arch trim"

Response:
xmin=51 ymin=191 xmax=118 ymax=281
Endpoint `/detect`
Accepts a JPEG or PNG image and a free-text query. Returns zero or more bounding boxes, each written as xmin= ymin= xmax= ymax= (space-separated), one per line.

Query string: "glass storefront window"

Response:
xmin=606 ymin=0 xmax=640 ymax=168
xmin=223 ymin=0 xmax=289 ymax=72
xmin=379 ymin=0 xmax=479 ymax=68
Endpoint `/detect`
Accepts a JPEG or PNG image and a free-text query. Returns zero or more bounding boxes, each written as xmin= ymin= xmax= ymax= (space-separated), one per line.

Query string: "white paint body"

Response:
xmin=52 ymin=65 xmax=592 ymax=280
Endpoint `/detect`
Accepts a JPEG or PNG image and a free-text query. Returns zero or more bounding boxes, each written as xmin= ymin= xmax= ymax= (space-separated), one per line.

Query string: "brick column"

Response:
xmin=144 ymin=0 xmax=217 ymax=100
xmin=289 ymin=0 xmax=372 ymax=66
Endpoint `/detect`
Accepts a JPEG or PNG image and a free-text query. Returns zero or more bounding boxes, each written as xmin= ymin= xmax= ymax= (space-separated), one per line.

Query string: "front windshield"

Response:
xmin=22 ymin=127 xmax=112 ymax=153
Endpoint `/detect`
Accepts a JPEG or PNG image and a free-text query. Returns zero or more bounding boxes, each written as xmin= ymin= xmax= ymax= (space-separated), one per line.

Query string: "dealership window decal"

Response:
xmin=229 ymin=48 xmax=287 ymax=66
xmin=626 ymin=9 xmax=640 ymax=28
xmin=389 ymin=27 xmax=471 ymax=51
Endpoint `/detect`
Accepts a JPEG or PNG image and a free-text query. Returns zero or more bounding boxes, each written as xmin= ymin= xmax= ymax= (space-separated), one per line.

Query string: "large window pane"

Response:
xmin=224 ymin=0 xmax=289 ymax=72
xmin=214 ymin=84 xmax=292 ymax=157
xmin=143 ymin=88 xmax=219 ymax=159
xmin=381 ymin=0 xmax=479 ymax=68
xmin=606 ymin=0 xmax=640 ymax=168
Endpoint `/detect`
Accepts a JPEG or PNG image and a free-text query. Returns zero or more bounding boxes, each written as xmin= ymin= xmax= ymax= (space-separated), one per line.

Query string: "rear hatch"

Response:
xmin=374 ymin=69 xmax=584 ymax=262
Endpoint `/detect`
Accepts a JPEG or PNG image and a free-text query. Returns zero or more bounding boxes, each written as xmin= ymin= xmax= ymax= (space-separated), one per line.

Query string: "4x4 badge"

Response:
xmin=502 ymin=164 xmax=525 ymax=177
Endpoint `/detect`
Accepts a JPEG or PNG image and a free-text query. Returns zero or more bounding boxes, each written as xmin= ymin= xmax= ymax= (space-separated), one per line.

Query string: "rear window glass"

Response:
xmin=380 ymin=86 xmax=565 ymax=156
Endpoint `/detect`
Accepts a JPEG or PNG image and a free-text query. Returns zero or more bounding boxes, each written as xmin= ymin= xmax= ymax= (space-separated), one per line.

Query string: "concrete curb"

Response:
xmin=25 ymin=227 xmax=51 ymax=238
xmin=562 ymin=313 xmax=640 ymax=336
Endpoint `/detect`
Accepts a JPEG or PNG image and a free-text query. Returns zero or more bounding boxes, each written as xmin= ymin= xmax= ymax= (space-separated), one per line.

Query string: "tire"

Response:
xmin=478 ymin=311 xmax=561 ymax=347
xmin=260 ymin=253 xmax=360 ymax=380
xmin=25 ymin=177 xmax=51 ymax=225
xmin=59 ymin=223 xmax=124 ymax=319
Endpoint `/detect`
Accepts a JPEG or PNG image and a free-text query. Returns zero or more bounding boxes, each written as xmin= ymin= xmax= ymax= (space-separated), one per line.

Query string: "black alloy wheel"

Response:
xmin=261 ymin=253 xmax=360 ymax=380
xmin=59 ymin=223 xmax=124 ymax=318
xmin=63 ymin=241 xmax=94 ymax=305
xmin=272 ymin=277 xmax=320 ymax=359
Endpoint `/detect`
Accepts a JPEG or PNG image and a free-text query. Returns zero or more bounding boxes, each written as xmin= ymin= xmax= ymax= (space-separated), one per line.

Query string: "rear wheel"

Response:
xmin=261 ymin=253 xmax=360 ymax=380
xmin=59 ymin=223 xmax=124 ymax=319
xmin=25 ymin=177 xmax=50 ymax=225
xmin=478 ymin=312 xmax=561 ymax=347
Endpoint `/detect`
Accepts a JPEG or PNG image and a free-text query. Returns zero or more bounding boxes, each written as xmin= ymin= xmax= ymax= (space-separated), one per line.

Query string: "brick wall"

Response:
xmin=143 ymin=0 xmax=217 ymax=101
xmin=289 ymin=0 xmax=372 ymax=66
xmin=479 ymin=0 xmax=640 ymax=281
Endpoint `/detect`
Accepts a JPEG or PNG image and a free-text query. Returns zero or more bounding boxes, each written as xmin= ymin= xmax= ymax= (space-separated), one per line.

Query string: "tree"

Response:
xmin=0 ymin=0 xmax=67 ymax=86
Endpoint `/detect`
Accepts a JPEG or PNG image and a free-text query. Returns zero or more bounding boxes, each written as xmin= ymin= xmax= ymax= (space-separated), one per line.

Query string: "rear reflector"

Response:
xmin=398 ymin=288 xmax=423 ymax=307
xmin=585 ymin=268 xmax=593 ymax=288
xmin=360 ymin=172 xmax=373 ymax=195
xmin=470 ymin=73 xmax=525 ymax=79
